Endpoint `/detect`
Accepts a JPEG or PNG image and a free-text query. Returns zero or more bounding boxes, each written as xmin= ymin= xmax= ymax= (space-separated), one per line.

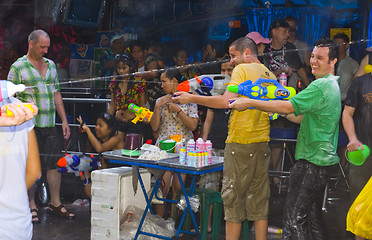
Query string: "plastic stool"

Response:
xmin=174 ymin=188 xmax=250 ymax=239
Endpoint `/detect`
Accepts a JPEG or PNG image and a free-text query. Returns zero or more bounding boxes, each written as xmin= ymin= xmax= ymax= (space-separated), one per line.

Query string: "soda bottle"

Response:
xmin=279 ymin=72 xmax=287 ymax=87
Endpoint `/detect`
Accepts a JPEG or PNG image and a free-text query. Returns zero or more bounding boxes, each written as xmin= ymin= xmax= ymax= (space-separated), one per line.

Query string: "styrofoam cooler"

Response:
xmin=91 ymin=166 xmax=151 ymax=240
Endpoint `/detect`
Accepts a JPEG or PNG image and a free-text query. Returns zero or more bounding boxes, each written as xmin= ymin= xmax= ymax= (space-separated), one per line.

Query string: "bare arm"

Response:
xmin=168 ymin=102 xmax=198 ymax=131
xmin=87 ymin=130 xmax=122 ymax=153
xmin=297 ymin=67 xmax=310 ymax=87
xmin=283 ymin=113 xmax=303 ymax=124
xmin=150 ymin=95 xmax=169 ymax=132
xmin=342 ymin=105 xmax=363 ymax=151
xmin=54 ymin=91 xmax=70 ymax=139
xmin=172 ymin=90 xmax=238 ymax=109
xmin=202 ymin=109 xmax=214 ymax=141
xmin=76 ymin=116 xmax=123 ymax=153
xmin=229 ymin=97 xmax=295 ymax=115
xmin=26 ymin=129 xmax=41 ymax=189
xmin=108 ymin=93 xmax=116 ymax=115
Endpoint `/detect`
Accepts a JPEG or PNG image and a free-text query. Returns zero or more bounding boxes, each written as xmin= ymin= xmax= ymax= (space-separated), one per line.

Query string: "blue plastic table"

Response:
xmin=102 ymin=150 xmax=224 ymax=240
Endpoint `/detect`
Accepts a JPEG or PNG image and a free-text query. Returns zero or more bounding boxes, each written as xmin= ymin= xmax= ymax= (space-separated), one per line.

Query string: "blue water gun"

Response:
xmin=227 ymin=78 xmax=296 ymax=119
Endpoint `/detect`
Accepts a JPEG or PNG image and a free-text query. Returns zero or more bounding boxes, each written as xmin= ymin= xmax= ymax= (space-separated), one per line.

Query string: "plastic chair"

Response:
xmin=173 ymin=188 xmax=250 ymax=239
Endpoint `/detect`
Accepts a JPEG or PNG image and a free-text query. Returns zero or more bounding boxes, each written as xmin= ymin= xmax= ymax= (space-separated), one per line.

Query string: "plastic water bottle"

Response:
xmin=179 ymin=147 xmax=186 ymax=164
xmin=279 ymin=72 xmax=287 ymax=87
xmin=205 ymin=140 xmax=213 ymax=165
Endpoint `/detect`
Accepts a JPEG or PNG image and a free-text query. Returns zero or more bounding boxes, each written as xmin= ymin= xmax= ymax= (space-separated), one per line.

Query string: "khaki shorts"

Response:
xmin=221 ymin=142 xmax=270 ymax=222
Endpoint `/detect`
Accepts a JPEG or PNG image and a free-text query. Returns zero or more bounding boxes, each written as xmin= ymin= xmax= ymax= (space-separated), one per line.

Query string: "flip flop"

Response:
xmin=31 ymin=209 xmax=40 ymax=224
xmin=49 ymin=204 xmax=75 ymax=220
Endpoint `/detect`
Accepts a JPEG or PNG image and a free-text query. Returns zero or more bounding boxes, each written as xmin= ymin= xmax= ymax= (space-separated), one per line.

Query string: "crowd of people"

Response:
xmin=0 ymin=13 xmax=371 ymax=240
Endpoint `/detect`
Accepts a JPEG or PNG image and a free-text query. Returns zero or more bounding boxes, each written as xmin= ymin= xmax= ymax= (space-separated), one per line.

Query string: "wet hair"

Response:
xmin=163 ymin=68 xmax=183 ymax=83
xmin=28 ymin=29 xmax=49 ymax=43
xmin=97 ymin=112 xmax=118 ymax=138
xmin=314 ymin=38 xmax=338 ymax=62
xmin=333 ymin=33 xmax=349 ymax=44
xmin=115 ymin=51 xmax=137 ymax=73
xmin=230 ymin=37 xmax=258 ymax=56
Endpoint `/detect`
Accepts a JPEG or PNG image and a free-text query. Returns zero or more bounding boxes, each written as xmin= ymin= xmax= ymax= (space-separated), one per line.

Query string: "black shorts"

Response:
xmin=34 ymin=127 xmax=63 ymax=170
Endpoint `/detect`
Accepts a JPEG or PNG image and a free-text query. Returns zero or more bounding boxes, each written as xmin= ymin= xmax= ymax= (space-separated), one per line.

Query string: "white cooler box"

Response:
xmin=91 ymin=166 xmax=151 ymax=240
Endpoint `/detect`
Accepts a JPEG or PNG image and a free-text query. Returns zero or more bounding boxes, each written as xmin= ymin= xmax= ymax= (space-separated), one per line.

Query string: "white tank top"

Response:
xmin=0 ymin=97 xmax=34 ymax=240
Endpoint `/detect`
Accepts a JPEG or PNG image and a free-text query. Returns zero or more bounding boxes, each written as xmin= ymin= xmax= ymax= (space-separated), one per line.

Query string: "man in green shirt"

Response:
xmin=229 ymin=38 xmax=341 ymax=239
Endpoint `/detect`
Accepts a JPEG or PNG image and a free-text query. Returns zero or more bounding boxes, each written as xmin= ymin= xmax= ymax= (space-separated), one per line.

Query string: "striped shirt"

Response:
xmin=8 ymin=56 xmax=60 ymax=127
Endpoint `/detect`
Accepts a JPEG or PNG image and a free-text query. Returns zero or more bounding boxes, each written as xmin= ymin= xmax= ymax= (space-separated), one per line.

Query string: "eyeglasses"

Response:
xmin=289 ymin=27 xmax=296 ymax=33
xmin=115 ymin=54 xmax=130 ymax=61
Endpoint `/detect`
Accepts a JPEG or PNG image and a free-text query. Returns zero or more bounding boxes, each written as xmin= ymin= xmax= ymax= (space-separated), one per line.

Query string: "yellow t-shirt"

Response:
xmin=226 ymin=63 xmax=276 ymax=144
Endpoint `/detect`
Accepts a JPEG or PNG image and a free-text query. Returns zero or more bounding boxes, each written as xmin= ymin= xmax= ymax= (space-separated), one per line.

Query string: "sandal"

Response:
xmin=31 ymin=209 xmax=40 ymax=224
xmin=49 ymin=204 xmax=75 ymax=220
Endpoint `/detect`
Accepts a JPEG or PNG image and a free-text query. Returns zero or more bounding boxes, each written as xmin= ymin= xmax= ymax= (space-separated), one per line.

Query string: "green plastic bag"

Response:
xmin=346 ymin=176 xmax=372 ymax=239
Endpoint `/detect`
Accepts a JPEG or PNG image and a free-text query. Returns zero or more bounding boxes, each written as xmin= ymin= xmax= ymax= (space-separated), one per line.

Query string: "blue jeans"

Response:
xmin=282 ymin=159 xmax=335 ymax=240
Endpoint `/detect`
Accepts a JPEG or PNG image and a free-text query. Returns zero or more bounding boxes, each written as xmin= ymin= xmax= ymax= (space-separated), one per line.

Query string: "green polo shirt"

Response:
xmin=289 ymin=74 xmax=341 ymax=166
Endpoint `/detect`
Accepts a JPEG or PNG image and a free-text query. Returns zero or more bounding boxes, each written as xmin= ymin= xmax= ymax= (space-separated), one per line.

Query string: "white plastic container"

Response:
xmin=91 ymin=167 xmax=151 ymax=240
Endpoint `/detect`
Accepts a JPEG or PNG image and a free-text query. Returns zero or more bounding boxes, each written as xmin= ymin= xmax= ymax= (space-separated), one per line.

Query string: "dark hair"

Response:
xmin=314 ymin=38 xmax=338 ymax=62
xmin=269 ymin=18 xmax=290 ymax=38
xmin=97 ymin=112 xmax=118 ymax=138
xmin=230 ymin=37 xmax=258 ymax=56
xmin=115 ymin=52 xmax=137 ymax=73
xmin=163 ymin=68 xmax=183 ymax=83
xmin=130 ymin=40 xmax=147 ymax=51
xmin=173 ymin=47 xmax=188 ymax=58
xmin=149 ymin=41 xmax=163 ymax=57
xmin=333 ymin=33 xmax=349 ymax=44
xmin=284 ymin=16 xmax=298 ymax=25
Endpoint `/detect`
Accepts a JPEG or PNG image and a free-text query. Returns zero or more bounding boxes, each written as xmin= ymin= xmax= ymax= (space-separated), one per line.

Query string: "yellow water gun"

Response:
xmin=128 ymin=103 xmax=153 ymax=124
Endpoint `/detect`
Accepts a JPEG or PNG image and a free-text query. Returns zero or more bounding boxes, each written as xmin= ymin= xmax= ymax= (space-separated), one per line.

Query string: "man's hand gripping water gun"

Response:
xmin=57 ymin=154 xmax=100 ymax=185
xmin=227 ymin=78 xmax=296 ymax=120
xmin=127 ymin=103 xmax=153 ymax=124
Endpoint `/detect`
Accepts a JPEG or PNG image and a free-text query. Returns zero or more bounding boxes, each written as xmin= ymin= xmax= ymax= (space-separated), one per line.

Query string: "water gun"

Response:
xmin=0 ymin=80 xmax=34 ymax=117
xmin=0 ymin=80 xmax=26 ymax=102
xmin=227 ymin=78 xmax=296 ymax=120
xmin=177 ymin=74 xmax=230 ymax=96
xmin=128 ymin=103 xmax=153 ymax=124
xmin=57 ymin=154 xmax=100 ymax=184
